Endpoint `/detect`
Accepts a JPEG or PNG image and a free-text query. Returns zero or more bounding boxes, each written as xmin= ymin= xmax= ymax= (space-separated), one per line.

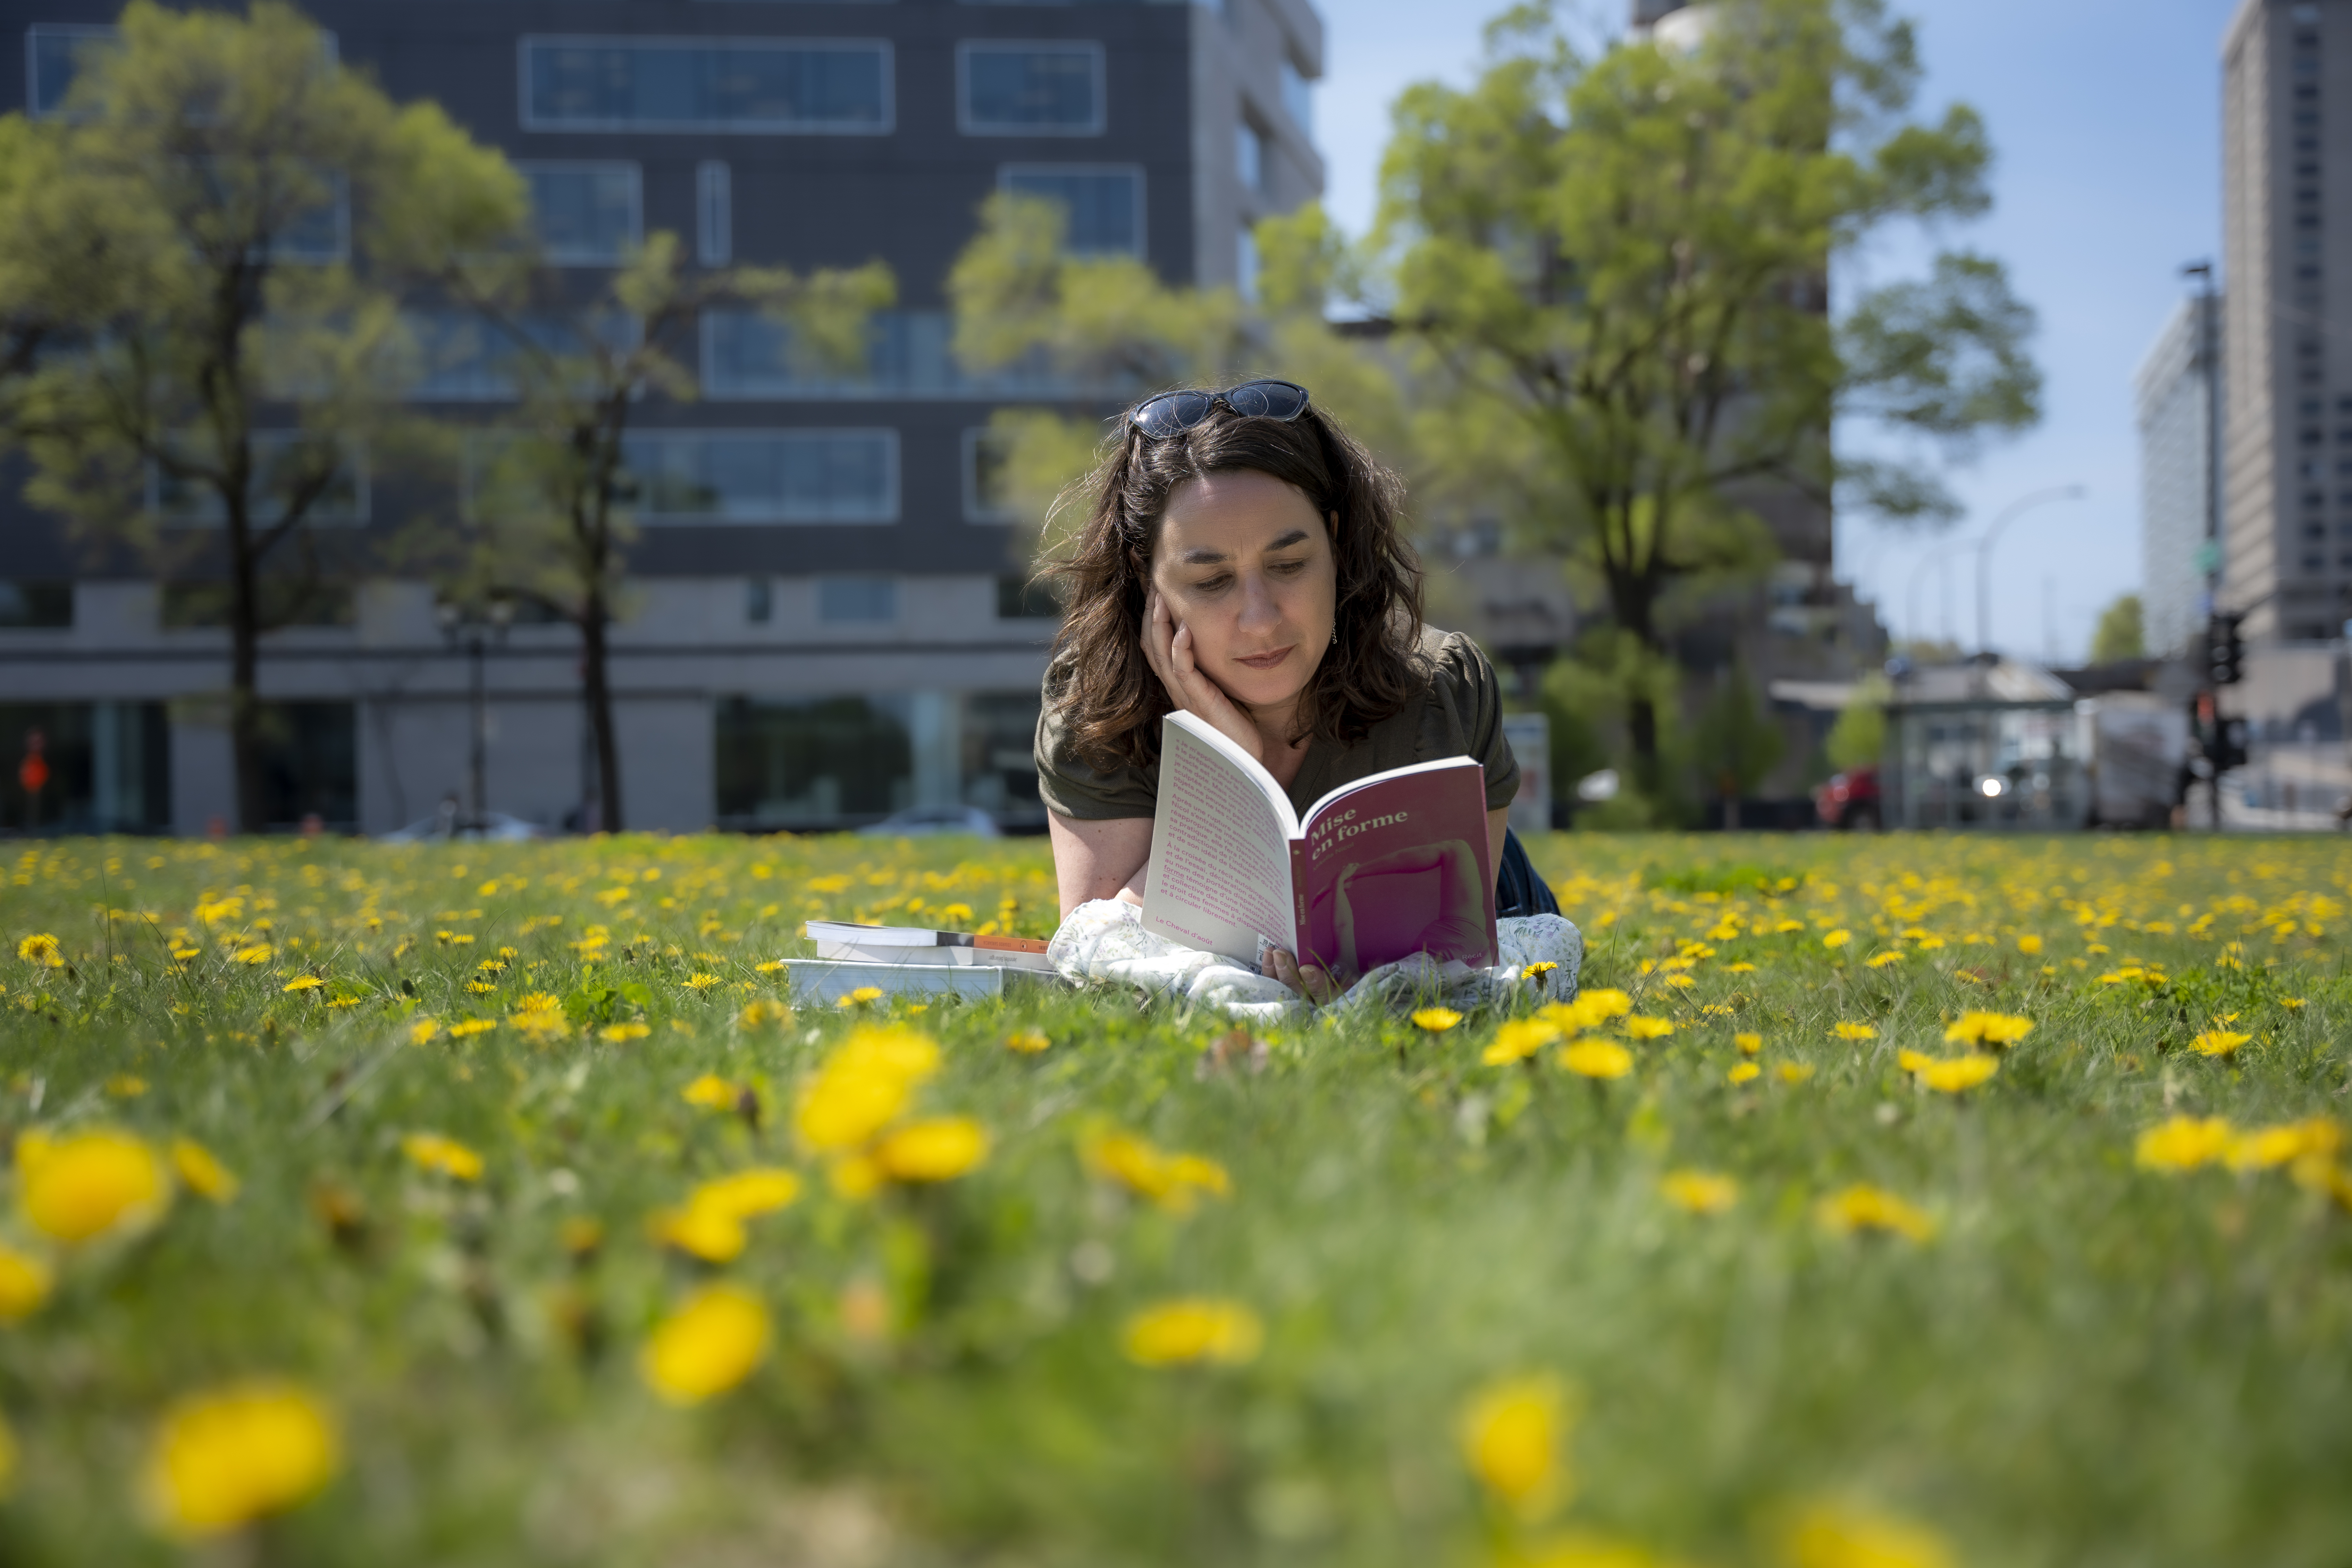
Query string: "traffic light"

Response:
xmin=2205 ymin=611 xmax=2246 ymax=686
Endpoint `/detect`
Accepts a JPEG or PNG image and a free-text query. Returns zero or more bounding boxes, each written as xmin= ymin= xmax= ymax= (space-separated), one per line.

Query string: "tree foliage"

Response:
xmin=2090 ymin=593 xmax=2146 ymax=664
xmin=0 ymin=1 xmax=521 ymax=829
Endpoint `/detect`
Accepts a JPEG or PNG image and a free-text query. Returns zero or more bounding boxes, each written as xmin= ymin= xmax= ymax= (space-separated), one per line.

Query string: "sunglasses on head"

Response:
xmin=1128 ymin=379 xmax=1312 ymax=439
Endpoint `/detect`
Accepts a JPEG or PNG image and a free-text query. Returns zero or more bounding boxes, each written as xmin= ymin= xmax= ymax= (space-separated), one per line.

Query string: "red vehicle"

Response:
xmin=1814 ymin=766 xmax=1882 ymax=831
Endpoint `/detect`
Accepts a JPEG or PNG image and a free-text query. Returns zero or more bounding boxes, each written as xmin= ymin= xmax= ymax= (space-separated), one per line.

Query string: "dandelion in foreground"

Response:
xmin=2016 ymin=933 xmax=2043 ymax=955
xmin=1412 ymin=1007 xmax=1463 ymax=1032
xmin=140 ymin=1380 xmax=340 ymax=1539
xmin=1622 ymin=1016 xmax=1673 ymax=1040
xmin=1944 ymin=1011 xmax=2034 ymax=1048
xmin=1832 ymin=1022 xmax=1878 ymax=1041
xmin=1727 ymin=1062 xmax=1762 ymax=1086
xmin=1559 ymin=1040 xmax=1633 ymax=1080
xmin=231 ymin=944 xmax=272 ymax=966
xmin=280 ymin=975 xmax=323 ymax=994
xmin=2226 ymin=1116 xmax=2341 ymax=1174
xmin=1896 ymin=1050 xmax=2000 ymax=1094
xmin=1661 ymin=1170 xmax=1738 ymax=1215
xmin=1458 ymin=1372 xmax=1571 ymax=1518
xmin=401 ymin=1132 xmax=484 ymax=1182
xmin=408 ymin=1019 xmax=440 ymax=1046
xmin=2188 ymin=1029 xmax=2251 ymax=1058
xmin=1780 ymin=1499 xmax=1955 ymax=1568
xmin=602 ymin=1021 xmax=651 ymax=1043
xmin=873 ymin=1116 xmax=991 ymax=1182
xmin=1777 ymin=1063 xmax=1817 ymax=1084
xmin=1005 ymin=1027 xmax=1052 ymax=1054
xmin=681 ymin=1073 xmax=739 ymax=1111
xmin=2135 ymin=1115 xmax=2235 ymax=1172
xmin=0 ymin=1243 xmax=53 ymax=1323
xmin=640 ymin=1283 xmax=770 ymax=1405
xmin=107 ymin=1074 xmax=148 ymax=1098
xmin=1734 ymin=1032 xmax=1763 ymax=1056
xmin=1817 ymin=1184 xmax=1935 ymax=1242
xmin=1084 ymin=1131 xmax=1232 ymax=1213
xmin=171 ymin=1138 xmax=238 ymax=1203
xmin=17 ymin=1127 xmax=170 ymax=1244
xmin=796 ymin=1026 xmax=941 ymax=1152
xmin=16 ymin=934 xmax=62 ymax=967
xmin=1123 ymin=1298 xmax=1263 ymax=1367
xmin=1822 ymin=930 xmax=1852 ymax=949
xmin=838 ymin=986 xmax=884 ymax=1007
xmin=1865 ymin=952 xmax=1904 ymax=969
xmin=682 ymin=972 xmax=722 ymax=992
xmin=1484 ymin=1017 xmax=1561 ymax=1066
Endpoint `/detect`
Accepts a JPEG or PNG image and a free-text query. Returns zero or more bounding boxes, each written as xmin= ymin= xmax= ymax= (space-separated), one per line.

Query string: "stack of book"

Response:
xmin=784 ymin=921 xmax=1065 ymax=1002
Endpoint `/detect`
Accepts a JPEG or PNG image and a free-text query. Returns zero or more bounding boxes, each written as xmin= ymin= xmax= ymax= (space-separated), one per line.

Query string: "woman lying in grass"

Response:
xmin=1033 ymin=379 xmax=1555 ymax=1003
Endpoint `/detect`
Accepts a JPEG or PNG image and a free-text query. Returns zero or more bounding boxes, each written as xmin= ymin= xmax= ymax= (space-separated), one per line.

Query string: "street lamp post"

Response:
xmin=1975 ymin=485 xmax=2088 ymax=658
xmin=437 ymin=598 xmax=513 ymax=832
xmin=1904 ymin=536 xmax=1974 ymax=651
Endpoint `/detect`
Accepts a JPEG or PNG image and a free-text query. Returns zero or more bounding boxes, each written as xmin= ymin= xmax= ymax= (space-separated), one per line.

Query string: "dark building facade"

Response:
xmin=0 ymin=0 xmax=1324 ymax=833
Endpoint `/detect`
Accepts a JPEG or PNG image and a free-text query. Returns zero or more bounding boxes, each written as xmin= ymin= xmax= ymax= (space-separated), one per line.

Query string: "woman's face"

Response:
xmin=1149 ymin=469 xmax=1337 ymax=712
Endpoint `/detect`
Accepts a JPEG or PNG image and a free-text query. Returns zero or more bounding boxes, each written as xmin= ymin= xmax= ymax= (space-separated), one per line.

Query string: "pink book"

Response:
xmin=1140 ymin=710 xmax=1496 ymax=973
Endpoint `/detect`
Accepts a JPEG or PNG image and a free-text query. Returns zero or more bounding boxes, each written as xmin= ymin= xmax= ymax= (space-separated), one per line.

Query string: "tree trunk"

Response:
xmin=227 ymin=509 xmax=265 ymax=834
xmin=580 ymin=596 xmax=622 ymax=832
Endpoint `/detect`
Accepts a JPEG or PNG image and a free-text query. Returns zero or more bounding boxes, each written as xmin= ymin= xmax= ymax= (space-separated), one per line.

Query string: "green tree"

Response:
xmin=0 ymin=2 xmax=524 ymax=830
xmin=1374 ymin=0 xmax=2041 ymax=801
xmin=1824 ymin=673 xmax=1889 ymax=772
xmin=1691 ymin=657 xmax=1786 ymax=824
xmin=425 ymin=242 xmax=893 ymax=831
xmin=2090 ymin=592 xmax=2145 ymax=663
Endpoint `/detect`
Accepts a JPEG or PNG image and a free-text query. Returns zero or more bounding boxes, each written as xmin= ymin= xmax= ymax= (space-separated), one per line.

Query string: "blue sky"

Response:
xmin=1315 ymin=0 xmax=2240 ymax=660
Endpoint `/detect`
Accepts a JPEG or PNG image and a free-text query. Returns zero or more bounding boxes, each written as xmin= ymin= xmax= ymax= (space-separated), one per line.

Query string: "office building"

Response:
xmin=2220 ymin=0 xmax=2350 ymax=643
xmin=2134 ymin=295 xmax=2223 ymax=657
xmin=0 ymin=0 xmax=1324 ymax=834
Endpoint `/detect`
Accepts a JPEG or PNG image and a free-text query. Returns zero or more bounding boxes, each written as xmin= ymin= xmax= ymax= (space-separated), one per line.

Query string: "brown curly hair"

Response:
xmin=1042 ymin=394 xmax=1425 ymax=773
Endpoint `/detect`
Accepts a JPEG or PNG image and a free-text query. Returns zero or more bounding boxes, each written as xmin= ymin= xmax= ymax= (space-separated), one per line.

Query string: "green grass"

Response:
xmin=2 ymin=831 xmax=2350 ymax=1566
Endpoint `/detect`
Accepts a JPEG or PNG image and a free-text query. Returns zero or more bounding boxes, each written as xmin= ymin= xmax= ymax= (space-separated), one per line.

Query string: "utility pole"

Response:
xmin=2182 ymin=261 xmax=2226 ymax=827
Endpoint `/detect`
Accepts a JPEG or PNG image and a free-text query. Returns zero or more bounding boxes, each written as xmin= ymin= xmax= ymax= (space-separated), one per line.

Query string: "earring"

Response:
xmin=1330 ymin=626 xmax=1339 ymax=645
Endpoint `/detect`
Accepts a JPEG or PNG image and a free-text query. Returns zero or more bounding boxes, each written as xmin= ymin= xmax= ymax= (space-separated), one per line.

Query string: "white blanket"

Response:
xmin=1045 ymin=899 xmax=1582 ymax=1023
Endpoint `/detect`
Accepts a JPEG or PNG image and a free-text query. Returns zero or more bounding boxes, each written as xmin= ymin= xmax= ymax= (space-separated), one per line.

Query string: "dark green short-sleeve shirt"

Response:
xmin=1034 ymin=626 xmax=1522 ymax=822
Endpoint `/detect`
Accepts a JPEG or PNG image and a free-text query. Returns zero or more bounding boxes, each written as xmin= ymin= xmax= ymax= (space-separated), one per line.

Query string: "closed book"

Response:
xmin=805 ymin=920 xmax=1057 ymax=972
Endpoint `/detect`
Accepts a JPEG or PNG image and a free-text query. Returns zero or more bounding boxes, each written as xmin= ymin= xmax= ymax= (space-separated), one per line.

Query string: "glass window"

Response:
xmin=162 ymin=581 xmax=356 ymax=628
xmin=619 ymin=430 xmax=898 ymax=523
xmin=698 ymin=161 xmax=733 ymax=265
xmin=27 ymin=24 xmax=112 ymax=118
xmin=702 ymin=307 xmax=1091 ymax=399
xmin=994 ymin=575 xmax=1059 ymax=620
xmin=521 ymin=37 xmax=892 ymax=133
xmin=714 ymin=694 xmax=912 ymax=828
xmin=965 ymin=428 xmax=1016 ymax=521
xmin=152 ymin=433 xmax=367 ymax=526
xmin=0 ymin=582 xmax=73 ymax=629
xmin=1237 ymin=120 xmax=1264 ymax=191
xmin=745 ymin=577 xmax=771 ymax=623
xmin=1237 ymin=225 xmax=1259 ymax=303
xmin=817 ymin=576 xmax=898 ymax=622
xmin=999 ymin=165 xmax=1142 ymax=256
xmin=1281 ymin=58 xmax=1314 ymax=138
xmin=0 ymin=702 xmax=171 ymax=834
xmin=406 ymin=308 xmax=639 ymax=401
xmin=519 ymin=162 xmax=641 ymax=264
xmin=958 ymin=42 xmax=1104 ymax=135
xmin=960 ymin=690 xmax=1044 ymax=826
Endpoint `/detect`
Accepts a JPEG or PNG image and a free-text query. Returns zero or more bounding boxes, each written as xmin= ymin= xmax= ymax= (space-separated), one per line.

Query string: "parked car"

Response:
xmin=857 ymin=806 xmax=1001 ymax=838
xmin=1813 ymin=767 xmax=1882 ymax=831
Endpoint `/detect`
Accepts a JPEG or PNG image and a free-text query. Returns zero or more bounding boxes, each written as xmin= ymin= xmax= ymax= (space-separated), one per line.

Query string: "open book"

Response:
xmin=1141 ymin=710 xmax=1496 ymax=973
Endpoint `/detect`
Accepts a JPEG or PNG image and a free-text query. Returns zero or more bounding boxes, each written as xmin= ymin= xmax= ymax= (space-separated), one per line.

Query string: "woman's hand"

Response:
xmin=1263 ymin=946 xmax=1343 ymax=1005
xmin=1142 ymin=590 xmax=1265 ymax=766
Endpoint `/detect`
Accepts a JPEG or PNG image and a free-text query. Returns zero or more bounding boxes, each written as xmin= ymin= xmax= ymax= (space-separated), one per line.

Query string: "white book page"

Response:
xmin=1140 ymin=712 xmax=1302 ymax=961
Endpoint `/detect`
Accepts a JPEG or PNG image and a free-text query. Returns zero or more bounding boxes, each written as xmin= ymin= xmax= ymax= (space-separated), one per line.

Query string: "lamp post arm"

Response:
xmin=1975 ymin=484 xmax=2087 ymax=657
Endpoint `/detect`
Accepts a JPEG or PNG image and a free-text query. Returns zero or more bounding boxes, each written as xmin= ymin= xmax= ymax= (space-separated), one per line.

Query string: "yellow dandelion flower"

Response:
xmin=601 ymin=1021 xmax=651 ymax=1043
xmin=1943 ymin=1011 xmax=2034 ymax=1048
xmin=1865 ymin=951 xmax=1904 ymax=969
xmin=400 ymin=1132 xmax=484 ymax=1182
xmin=1083 ymin=1130 xmax=1231 ymax=1212
xmin=140 ymin=1381 xmax=340 ymax=1539
xmin=2226 ymin=1118 xmax=2339 ymax=1172
xmin=408 ymin=1019 xmax=440 ymax=1046
xmin=754 ymin=960 xmax=786 ymax=974
xmin=2188 ymin=1029 xmax=2251 ymax=1057
xmin=1818 ymin=1184 xmax=1935 ymax=1242
xmin=18 ymin=1127 xmax=169 ymax=1244
xmin=682 ymin=1073 xmax=740 ymax=1111
xmin=1734 ymin=1032 xmax=1763 ymax=1055
xmin=838 ymin=985 xmax=884 ymax=1006
xmin=1484 ymin=1017 xmax=1562 ymax=1066
xmin=231 ymin=944 xmax=272 ymax=966
xmin=873 ymin=1116 xmax=991 ymax=1182
xmin=1661 ymin=1170 xmax=1739 ymax=1215
xmin=2136 ymin=1114 xmax=2236 ymax=1172
xmin=1781 ymin=1500 xmax=1956 ymax=1568
xmin=16 ymin=934 xmax=63 ymax=968
xmin=650 ymin=1201 xmax=746 ymax=1263
xmin=736 ymin=999 xmax=790 ymax=1029
xmin=1727 ymin=1062 xmax=1762 ymax=1085
xmin=1005 ymin=1027 xmax=1052 ymax=1054
xmin=0 ymin=1244 xmax=54 ymax=1322
xmin=1413 ymin=1007 xmax=1464 ymax=1032
xmin=1896 ymin=1050 xmax=2000 ymax=1093
xmin=513 ymin=992 xmax=561 ymax=1015
xmin=1777 ymin=1063 xmax=1817 ymax=1085
xmin=1523 ymin=961 xmax=1559 ymax=978
xmin=1822 ymin=930 xmax=1851 ymax=949
xmin=106 ymin=1074 xmax=148 ymax=1098
xmin=447 ymin=1019 xmax=498 ymax=1038
xmin=170 ymin=1138 xmax=238 ymax=1203
xmin=1458 ymin=1373 xmax=1571 ymax=1518
xmin=1663 ymin=973 xmax=1696 ymax=988
xmin=1832 ymin=1022 xmax=1878 ymax=1040
xmin=1727 ymin=961 xmax=1757 ymax=973
xmin=640 ymin=1283 xmax=770 ymax=1406
xmin=682 ymin=972 xmax=722 ymax=992
xmin=1622 ymin=1016 xmax=1673 ymax=1040
xmin=1123 ymin=1298 xmax=1263 ymax=1367
xmin=1559 ymin=1040 xmax=1634 ymax=1080
xmin=280 ymin=976 xmax=324 ymax=994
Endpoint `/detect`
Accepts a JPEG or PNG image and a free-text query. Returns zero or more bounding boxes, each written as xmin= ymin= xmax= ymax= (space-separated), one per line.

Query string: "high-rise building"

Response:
xmin=2220 ymin=0 xmax=2345 ymax=644
xmin=2134 ymin=294 xmax=2223 ymax=657
xmin=0 ymin=1 xmax=1323 ymax=834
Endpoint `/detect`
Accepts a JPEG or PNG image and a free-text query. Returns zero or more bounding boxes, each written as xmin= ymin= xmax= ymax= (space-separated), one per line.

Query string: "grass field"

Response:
xmin=2 ymin=829 xmax=2350 ymax=1567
